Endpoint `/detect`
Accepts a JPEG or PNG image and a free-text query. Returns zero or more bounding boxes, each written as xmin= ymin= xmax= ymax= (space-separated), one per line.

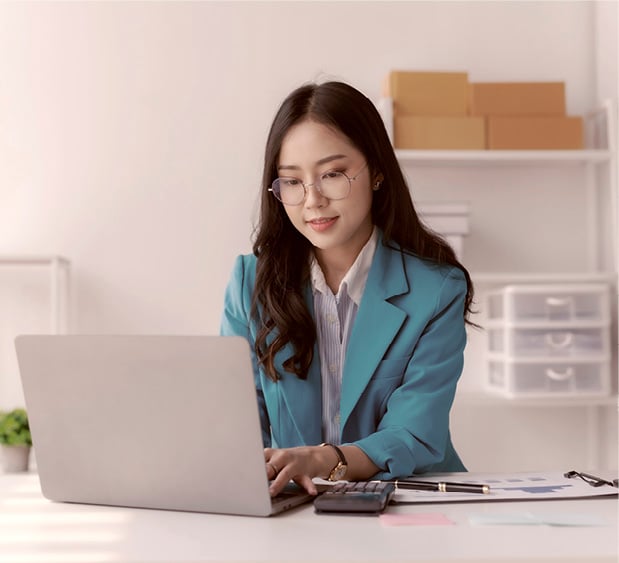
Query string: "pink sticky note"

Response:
xmin=380 ymin=513 xmax=456 ymax=526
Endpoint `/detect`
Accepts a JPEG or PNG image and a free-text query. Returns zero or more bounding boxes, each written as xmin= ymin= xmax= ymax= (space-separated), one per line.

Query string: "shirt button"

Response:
xmin=334 ymin=414 xmax=341 ymax=424
xmin=329 ymin=364 xmax=337 ymax=374
xmin=326 ymin=314 xmax=337 ymax=324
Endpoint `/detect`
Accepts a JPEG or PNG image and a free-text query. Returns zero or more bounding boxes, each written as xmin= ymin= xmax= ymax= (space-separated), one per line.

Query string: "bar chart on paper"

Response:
xmin=392 ymin=471 xmax=619 ymax=503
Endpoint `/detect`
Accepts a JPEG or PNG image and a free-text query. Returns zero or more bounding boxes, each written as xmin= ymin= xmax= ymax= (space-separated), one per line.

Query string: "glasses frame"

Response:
xmin=268 ymin=162 xmax=369 ymax=206
xmin=564 ymin=470 xmax=618 ymax=488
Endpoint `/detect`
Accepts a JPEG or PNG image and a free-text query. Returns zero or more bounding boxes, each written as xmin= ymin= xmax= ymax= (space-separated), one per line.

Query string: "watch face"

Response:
xmin=330 ymin=463 xmax=347 ymax=481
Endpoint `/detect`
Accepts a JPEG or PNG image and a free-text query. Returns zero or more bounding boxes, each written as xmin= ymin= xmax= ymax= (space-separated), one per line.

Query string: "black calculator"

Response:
xmin=314 ymin=481 xmax=395 ymax=514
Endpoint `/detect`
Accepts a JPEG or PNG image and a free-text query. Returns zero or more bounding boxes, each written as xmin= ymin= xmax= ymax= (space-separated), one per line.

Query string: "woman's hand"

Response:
xmin=264 ymin=444 xmax=380 ymax=496
xmin=264 ymin=445 xmax=333 ymax=496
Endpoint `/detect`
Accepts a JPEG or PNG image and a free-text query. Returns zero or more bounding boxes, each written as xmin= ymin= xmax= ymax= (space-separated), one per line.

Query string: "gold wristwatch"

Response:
xmin=320 ymin=442 xmax=348 ymax=481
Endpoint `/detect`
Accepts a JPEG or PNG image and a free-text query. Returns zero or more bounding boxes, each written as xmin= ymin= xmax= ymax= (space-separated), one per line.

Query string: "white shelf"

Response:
xmin=0 ymin=256 xmax=71 ymax=333
xmin=470 ymin=272 xmax=617 ymax=285
xmin=385 ymin=99 xmax=618 ymax=470
xmin=382 ymin=100 xmax=616 ymax=167
xmin=455 ymin=391 xmax=618 ymax=408
xmin=0 ymin=255 xmax=70 ymax=266
xmin=395 ymin=149 xmax=612 ymax=166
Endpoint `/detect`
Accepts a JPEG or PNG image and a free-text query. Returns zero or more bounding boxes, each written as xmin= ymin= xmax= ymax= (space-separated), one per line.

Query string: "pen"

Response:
xmin=394 ymin=479 xmax=491 ymax=494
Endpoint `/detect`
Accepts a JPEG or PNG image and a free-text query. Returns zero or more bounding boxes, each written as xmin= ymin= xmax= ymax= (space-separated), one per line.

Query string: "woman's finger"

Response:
xmin=294 ymin=474 xmax=318 ymax=496
xmin=266 ymin=461 xmax=279 ymax=480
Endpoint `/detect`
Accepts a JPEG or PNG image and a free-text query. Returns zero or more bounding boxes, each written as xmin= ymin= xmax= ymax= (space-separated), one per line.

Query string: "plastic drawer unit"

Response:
xmin=485 ymin=284 xmax=611 ymax=398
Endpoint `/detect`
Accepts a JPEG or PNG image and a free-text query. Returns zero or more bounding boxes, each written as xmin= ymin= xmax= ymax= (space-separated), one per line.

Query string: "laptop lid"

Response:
xmin=15 ymin=335 xmax=311 ymax=517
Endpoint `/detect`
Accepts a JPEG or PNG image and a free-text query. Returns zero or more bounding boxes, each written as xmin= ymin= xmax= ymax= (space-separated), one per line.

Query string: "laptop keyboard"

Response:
xmin=269 ymin=481 xmax=313 ymax=506
xmin=313 ymin=481 xmax=395 ymax=514
xmin=271 ymin=489 xmax=299 ymax=502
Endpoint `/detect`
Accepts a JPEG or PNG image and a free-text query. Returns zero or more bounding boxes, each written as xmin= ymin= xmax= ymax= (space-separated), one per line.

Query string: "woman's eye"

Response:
xmin=322 ymin=171 xmax=341 ymax=180
xmin=282 ymin=178 xmax=300 ymax=187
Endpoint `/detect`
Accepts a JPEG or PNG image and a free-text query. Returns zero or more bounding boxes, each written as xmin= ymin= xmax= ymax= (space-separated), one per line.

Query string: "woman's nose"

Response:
xmin=303 ymin=183 xmax=327 ymax=208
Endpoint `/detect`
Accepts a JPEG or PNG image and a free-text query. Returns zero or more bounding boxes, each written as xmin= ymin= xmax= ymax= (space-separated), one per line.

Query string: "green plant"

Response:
xmin=0 ymin=408 xmax=32 ymax=446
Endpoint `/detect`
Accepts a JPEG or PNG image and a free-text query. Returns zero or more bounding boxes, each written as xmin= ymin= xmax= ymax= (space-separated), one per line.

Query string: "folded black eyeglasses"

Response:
xmin=564 ymin=470 xmax=618 ymax=488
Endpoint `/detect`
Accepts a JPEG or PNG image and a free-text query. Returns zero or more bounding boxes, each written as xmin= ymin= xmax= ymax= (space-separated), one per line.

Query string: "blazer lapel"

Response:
xmin=340 ymin=242 xmax=409 ymax=431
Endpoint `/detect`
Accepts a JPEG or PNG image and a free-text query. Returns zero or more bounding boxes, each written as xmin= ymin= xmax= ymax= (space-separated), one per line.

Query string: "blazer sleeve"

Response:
xmin=349 ymin=267 xmax=467 ymax=478
xmin=219 ymin=255 xmax=272 ymax=447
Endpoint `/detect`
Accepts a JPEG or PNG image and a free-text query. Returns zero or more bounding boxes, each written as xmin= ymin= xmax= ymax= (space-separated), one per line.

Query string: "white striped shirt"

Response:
xmin=310 ymin=228 xmax=378 ymax=444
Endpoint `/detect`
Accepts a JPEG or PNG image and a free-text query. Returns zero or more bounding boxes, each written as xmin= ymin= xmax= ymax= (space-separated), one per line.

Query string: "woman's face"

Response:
xmin=276 ymin=119 xmax=375 ymax=263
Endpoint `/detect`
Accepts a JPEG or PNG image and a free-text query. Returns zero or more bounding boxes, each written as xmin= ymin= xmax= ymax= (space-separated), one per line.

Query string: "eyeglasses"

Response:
xmin=564 ymin=470 xmax=618 ymax=488
xmin=268 ymin=163 xmax=368 ymax=206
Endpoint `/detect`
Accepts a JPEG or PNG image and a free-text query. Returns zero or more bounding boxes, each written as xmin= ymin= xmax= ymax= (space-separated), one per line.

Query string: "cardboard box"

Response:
xmin=487 ymin=116 xmax=583 ymax=149
xmin=383 ymin=71 xmax=469 ymax=116
xmin=394 ymin=115 xmax=485 ymax=150
xmin=469 ymin=82 xmax=566 ymax=116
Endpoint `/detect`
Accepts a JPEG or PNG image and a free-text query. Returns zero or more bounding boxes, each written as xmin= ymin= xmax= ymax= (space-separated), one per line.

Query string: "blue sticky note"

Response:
xmin=468 ymin=512 xmax=538 ymax=526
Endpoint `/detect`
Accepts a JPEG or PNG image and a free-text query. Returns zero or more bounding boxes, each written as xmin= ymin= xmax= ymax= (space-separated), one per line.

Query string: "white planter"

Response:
xmin=1 ymin=444 xmax=31 ymax=473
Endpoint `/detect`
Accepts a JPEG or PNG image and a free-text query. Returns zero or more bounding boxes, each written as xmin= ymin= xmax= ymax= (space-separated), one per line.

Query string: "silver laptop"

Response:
xmin=15 ymin=335 xmax=315 ymax=516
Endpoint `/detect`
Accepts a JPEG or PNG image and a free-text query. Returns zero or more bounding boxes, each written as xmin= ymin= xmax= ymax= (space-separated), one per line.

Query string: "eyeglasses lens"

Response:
xmin=272 ymin=172 xmax=351 ymax=205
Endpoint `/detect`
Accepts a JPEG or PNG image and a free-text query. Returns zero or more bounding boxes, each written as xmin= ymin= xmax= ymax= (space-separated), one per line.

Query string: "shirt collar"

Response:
xmin=310 ymin=227 xmax=378 ymax=306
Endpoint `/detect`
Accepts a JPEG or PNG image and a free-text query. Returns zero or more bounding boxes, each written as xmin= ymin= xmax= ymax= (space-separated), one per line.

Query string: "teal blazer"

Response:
xmin=220 ymin=236 xmax=467 ymax=478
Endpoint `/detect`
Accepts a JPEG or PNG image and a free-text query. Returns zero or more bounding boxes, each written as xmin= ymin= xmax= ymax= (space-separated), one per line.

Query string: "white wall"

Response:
xmin=594 ymin=0 xmax=619 ymax=104
xmin=1 ymin=1 xmax=616 ymax=471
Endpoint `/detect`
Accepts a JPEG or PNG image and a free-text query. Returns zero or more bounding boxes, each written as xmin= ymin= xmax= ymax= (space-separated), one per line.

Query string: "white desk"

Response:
xmin=0 ymin=473 xmax=617 ymax=563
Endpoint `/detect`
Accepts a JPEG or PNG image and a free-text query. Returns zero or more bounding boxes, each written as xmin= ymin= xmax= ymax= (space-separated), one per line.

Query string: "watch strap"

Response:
xmin=320 ymin=442 xmax=348 ymax=481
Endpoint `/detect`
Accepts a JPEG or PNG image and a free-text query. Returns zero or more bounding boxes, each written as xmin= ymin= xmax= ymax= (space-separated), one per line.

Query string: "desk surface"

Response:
xmin=0 ymin=473 xmax=617 ymax=563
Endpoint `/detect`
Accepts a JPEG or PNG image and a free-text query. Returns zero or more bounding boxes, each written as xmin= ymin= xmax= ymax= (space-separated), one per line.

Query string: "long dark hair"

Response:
xmin=252 ymin=81 xmax=475 ymax=381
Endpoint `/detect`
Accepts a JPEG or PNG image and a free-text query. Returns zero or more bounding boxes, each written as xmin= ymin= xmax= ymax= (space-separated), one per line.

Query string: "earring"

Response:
xmin=373 ymin=173 xmax=384 ymax=191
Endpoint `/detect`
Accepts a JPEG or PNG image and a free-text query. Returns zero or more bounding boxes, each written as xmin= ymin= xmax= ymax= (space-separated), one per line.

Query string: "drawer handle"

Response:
xmin=545 ymin=367 xmax=575 ymax=381
xmin=545 ymin=297 xmax=571 ymax=307
xmin=544 ymin=332 xmax=573 ymax=349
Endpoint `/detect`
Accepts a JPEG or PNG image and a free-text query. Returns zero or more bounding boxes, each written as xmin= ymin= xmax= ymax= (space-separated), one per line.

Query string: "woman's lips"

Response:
xmin=307 ymin=217 xmax=338 ymax=232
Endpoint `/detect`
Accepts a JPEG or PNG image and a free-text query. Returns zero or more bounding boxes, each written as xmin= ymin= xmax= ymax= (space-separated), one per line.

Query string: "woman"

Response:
xmin=221 ymin=81 xmax=475 ymax=497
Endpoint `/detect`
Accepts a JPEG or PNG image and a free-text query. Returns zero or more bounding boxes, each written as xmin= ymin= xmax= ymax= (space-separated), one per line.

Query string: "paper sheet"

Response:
xmin=392 ymin=470 xmax=618 ymax=504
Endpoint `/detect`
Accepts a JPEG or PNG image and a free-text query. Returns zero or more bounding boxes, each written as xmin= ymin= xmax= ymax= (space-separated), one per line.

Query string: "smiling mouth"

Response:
xmin=308 ymin=217 xmax=336 ymax=224
xmin=307 ymin=217 xmax=338 ymax=232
